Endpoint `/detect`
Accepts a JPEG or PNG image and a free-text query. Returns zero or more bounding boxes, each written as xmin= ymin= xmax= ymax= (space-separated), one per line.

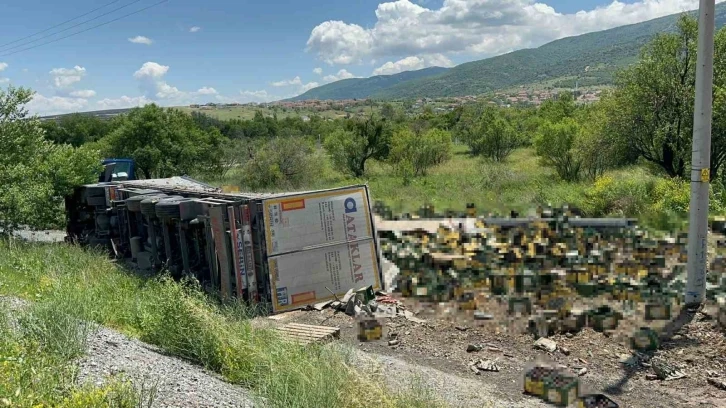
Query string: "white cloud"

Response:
xmin=133 ymin=62 xmax=169 ymax=79
xmin=0 ymin=78 xmax=9 ymax=84
xmin=128 ymin=35 xmax=153 ymax=45
xmin=26 ymin=93 xmax=88 ymax=115
xmin=313 ymin=67 xmax=323 ymax=75
xmin=155 ymin=82 xmax=185 ymax=99
xmin=132 ymin=61 xmax=188 ymax=101
xmin=190 ymin=26 xmax=201 ymax=33
xmin=271 ymin=76 xmax=303 ymax=87
xmin=96 ymin=95 xmax=152 ymax=110
xmin=50 ymin=65 xmax=86 ymax=88
xmin=241 ymin=90 xmax=269 ymax=98
xmin=69 ymin=89 xmax=96 ymax=98
xmin=0 ymin=62 xmax=7 ymax=72
xmin=196 ymin=86 xmax=218 ymax=95
xmin=372 ymin=54 xmax=453 ymax=75
xmin=301 ymin=82 xmax=319 ymax=92
xmin=307 ymin=0 xmax=722 ymax=65
xmin=323 ymin=69 xmax=357 ymax=82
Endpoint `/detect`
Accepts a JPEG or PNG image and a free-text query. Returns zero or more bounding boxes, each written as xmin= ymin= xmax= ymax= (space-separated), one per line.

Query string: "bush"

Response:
xmin=457 ymin=107 xmax=520 ymax=161
xmin=241 ymin=136 xmax=325 ymax=190
xmin=583 ymin=171 xmax=656 ymax=217
xmin=389 ymin=128 xmax=452 ymax=182
xmin=533 ymin=118 xmax=583 ymax=182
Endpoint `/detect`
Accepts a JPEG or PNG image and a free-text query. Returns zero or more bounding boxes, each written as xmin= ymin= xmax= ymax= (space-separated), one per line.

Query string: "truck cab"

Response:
xmin=100 ymin=158 xmax=136 ymax=182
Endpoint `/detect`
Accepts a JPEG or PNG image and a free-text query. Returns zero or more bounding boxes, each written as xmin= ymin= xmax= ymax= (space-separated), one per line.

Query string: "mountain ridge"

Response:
xmin=285 ymin=67 xmax=450 ymax=101
xmin=292 ymin=4 xmax=726 ymax=101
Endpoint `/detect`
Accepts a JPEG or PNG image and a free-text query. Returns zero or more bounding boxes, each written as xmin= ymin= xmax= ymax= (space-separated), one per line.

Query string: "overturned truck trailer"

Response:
xmin=65 ymin=176 xmax=382 ymax=313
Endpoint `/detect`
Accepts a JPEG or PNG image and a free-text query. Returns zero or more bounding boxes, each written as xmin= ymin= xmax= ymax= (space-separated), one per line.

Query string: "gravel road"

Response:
xmin=0 ymin=296 xmax=255 ymax=408
xmin=77 ymin=328 xmax=255 ymax=408
xmin=350 ymin=350 xmax=548 ymax=408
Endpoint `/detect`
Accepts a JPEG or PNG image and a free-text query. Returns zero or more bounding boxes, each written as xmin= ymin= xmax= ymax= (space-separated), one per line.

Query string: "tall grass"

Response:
xmin=0 ymin=240 xmax=445 ymax=408
xmin=0 ymin=297 xmax=148 ymax=407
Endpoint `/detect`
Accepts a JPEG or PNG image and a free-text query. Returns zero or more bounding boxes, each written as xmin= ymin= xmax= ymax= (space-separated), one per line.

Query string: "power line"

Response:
xmin=0 ymin=0 xmax=124 ymax=49
xmin=0 ymin=0 xmax=169 ymax=57
xmin=0 ymin=0 xmax=145 ymax=52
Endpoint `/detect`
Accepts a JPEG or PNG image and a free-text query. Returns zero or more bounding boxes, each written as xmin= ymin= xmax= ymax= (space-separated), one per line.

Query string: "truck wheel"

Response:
xmin=140 ymin=194 xmax=169 ymax=218
xmin=155 ymin=196 xmax=187 ymax=220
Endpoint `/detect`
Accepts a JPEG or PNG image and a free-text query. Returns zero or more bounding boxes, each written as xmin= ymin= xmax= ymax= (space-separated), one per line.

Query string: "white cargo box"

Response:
xmin=260 ymin=186 xmax=382 ymax=312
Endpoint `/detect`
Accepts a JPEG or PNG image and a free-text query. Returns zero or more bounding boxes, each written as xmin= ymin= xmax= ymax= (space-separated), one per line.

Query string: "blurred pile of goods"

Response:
xmin=373 ymin=202 xmax=726 ymax=339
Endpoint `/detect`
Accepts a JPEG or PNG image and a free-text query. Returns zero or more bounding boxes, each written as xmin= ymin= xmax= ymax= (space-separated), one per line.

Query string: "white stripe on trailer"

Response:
xmin=241 ymin=204 xmax=259 ymax=304
xmin=228 ymin=206 xmax=247 ymax=298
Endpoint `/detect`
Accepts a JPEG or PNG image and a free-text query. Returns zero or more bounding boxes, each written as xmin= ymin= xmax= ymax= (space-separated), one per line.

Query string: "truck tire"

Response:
xmin=140 ymin=194 xmax=169 ymax=218
xmin=155 ymin=196 xmax=187 ymax=220
xmin=126 ymin=194 xmax=155 ymax=212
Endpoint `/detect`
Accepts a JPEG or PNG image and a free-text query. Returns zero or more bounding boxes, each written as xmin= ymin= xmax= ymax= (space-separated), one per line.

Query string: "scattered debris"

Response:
xmin=403 ymin=310 xmax=426 ymax=324
xmin=708 ymin=377 xmax=726 ymax=391
xmin=472 ymin=359 xmax=500 ymax=373
xmin=578 ymin=394 xmax=620 ymax=408
xmin=651 ymin=358 xmax=687 ymax=381
xmin=388 ymin=339 xmax=400 ymax=346
xmin=578 ymin=367 xmax=588 ymax=376
xmin=473 ymin=311 xmax=494 ymax=320
xmin=313 ymin=299 xmax=332 ymax=311
xmin=455 ymin=325 xmax=468 ymax=331
xmin=467 ymin=344 xmax=483 ymax=353
xmin=559 ymin=346 xmax=571 ymax=356
xmin=646 ymin=374 xmax=658 ymax=381
xmin=534 ymin=338 xmax=557 ymax=353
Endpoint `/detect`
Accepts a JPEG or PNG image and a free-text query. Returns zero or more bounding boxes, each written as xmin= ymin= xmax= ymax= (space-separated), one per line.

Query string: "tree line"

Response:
xmin=3 ymin=14 xmax=726 ymax=232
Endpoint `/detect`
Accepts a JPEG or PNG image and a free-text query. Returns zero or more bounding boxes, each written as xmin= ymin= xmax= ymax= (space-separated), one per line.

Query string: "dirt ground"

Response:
xmin=266 ymin=293 xmax=726 ymax=408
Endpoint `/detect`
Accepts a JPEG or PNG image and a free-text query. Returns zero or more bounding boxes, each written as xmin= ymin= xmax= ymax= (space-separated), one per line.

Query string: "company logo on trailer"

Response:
xmin=345 ymin=197 xmax=364 ymax=283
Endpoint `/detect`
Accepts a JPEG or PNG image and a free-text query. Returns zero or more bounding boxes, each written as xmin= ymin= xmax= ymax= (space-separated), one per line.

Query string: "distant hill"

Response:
xmin=39 ymin=108 xmax=134 ymax=121
xmin=287 ymin=67 xmax=450 ymax=101
xmin=293 ymin=4 xmax=726 ymax=101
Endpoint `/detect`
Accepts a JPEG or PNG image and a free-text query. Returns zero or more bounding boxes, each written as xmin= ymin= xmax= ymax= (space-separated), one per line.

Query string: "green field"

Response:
xmin=213 ymin=145 xmax=584 ymax=215
xmin=177 ymin=104 xmax=380 ymax=121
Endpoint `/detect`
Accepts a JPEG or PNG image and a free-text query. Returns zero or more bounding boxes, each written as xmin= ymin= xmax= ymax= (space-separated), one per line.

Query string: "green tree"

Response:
xmin=478 ymin=114 xmax=520 ymax=162
xmin=458 ymin=106 xmax=520 ymax=160
xmin=0 ymin=86 xmax=101 ymax=234
xmin=324 ymin=116 xmax=391 ymax=177
xmin=389 ymin=127 xmax=452 ymax=182
xmin=604 ymin=15 xmax=697 ymax=178
xmin=241 ymin=136 xmax=324 ymax=189
xmin=41 ymin=113 xmax=116 ymax=146
xmin=534 ymin=118 xmax=583 ymax=182
xmin=99 ymin=104 xmax=227 ymax=179
xmin=538 ymin=92 xmax=577 ymax=123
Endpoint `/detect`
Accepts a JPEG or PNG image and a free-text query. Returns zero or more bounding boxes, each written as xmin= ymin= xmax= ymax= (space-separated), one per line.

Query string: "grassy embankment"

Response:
xmin=0 ymin=240 xmax=446 ymax=408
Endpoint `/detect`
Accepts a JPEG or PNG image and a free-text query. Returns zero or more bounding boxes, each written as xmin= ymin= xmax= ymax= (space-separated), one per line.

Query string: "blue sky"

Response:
xmin=0 ymin=0 xmax=710 ymax=114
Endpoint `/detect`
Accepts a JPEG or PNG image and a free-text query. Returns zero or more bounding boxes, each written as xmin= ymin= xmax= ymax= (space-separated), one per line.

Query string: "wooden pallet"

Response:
xmin=276 ymin=323 xmax=341 ymax=345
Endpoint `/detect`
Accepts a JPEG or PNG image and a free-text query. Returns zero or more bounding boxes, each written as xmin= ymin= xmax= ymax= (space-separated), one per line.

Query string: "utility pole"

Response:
xmin=686 ymin=0 xmax=716 ymax=307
